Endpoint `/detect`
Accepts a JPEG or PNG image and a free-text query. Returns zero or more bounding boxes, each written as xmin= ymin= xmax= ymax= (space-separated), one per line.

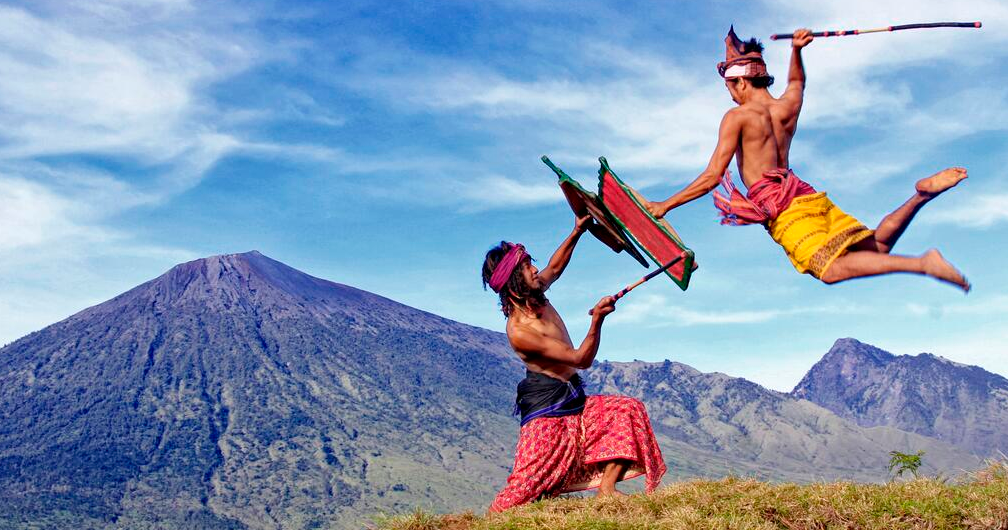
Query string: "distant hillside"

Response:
xmin=586 ymin=361 xmax=979 ymax=483
xmin=0 ymin=253 xmax=988 ymax=529
xmin=792 ymin=338 xmax=1008 ymax=456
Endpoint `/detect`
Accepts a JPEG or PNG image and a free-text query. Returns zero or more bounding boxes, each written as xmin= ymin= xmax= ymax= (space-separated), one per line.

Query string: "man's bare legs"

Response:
xmin=820 ymin=167 xmax=970 ymax=291
xmin=822 ymin=248 xmax=969 ymax=291
xmin=597 ymin=459 xmax=630 ymax=497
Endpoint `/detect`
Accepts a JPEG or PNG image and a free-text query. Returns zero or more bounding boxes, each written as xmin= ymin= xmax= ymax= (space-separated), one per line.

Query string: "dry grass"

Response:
xmin=372 ymin=461 xmax=1008 ymax=530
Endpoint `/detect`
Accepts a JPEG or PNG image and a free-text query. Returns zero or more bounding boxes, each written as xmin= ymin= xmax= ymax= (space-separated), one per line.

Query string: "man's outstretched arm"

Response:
xmin=508 ymin=296 xmax=616 ymax=370
xmin=538 ymin=214 xmax=592 ymax=288
xmin=645 ymin=111 xmax=742 ymax=219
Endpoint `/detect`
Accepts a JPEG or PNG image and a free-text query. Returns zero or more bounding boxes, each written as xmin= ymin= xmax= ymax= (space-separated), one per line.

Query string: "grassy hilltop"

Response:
xmin=374 ymin=462 xmax=1008 ymax=530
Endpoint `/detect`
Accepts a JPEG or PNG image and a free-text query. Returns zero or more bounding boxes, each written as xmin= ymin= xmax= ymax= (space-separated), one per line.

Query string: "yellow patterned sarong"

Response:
xmin=767 ymin=192 xmax=874 ymax=279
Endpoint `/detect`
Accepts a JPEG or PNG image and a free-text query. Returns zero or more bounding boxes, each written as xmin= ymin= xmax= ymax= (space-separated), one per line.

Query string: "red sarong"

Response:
xmin=489 ymin=395 xmax=666 ymax=512
xmin=713 ymin=168 xmax=816 ymax=225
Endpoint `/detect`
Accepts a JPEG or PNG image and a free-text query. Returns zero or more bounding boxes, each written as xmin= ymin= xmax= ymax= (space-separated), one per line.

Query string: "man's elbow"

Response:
xmin=702 ymin=172 xmax=722 ymax=192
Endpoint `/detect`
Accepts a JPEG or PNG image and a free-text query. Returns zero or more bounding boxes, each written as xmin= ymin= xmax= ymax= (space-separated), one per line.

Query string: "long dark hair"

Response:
xmin=481 ymin=241 xmax=547 ymax=318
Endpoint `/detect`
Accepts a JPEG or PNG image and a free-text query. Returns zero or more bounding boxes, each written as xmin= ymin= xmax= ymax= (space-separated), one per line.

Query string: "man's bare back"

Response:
xmin=727 ymin=103 xmax=784 ymax=188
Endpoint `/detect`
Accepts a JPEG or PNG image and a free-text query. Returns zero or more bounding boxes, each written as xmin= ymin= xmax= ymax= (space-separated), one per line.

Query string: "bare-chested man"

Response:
xmin=481 ymin=216 xmax=665 ymax=512
xmin=643 ymin=27 xmax=970 ymax=292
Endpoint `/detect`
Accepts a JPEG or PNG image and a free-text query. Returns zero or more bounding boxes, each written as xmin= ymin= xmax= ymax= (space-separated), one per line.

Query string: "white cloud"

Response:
xmin=0 ymin=3 xmax=256 ymax=220
xmin=922 ymin=193 xmax=1008 ymax=228
xmin=350 ymin=43 xmax=728 ymax=181
xmin=333 ymin=0 xmax=1008 ymax=212
xmin=0 ymin=5 xmax=240 ymax=162
xmin=906 ymin=294 xmax=1008 ymax=318
xmin=606 ymin=292 xmax=862 ymax=327
xmin=0 ymin=2 xmax=260 ymax=343
xmin=0 ymin=177 xmax=87 ymax=251
xmin=453 ymin=175 xmax=562 ymax=211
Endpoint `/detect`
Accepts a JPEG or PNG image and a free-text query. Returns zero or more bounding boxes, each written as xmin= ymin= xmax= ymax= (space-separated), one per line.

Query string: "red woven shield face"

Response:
xmin=597 ymin=160 xmax=696 ymax=290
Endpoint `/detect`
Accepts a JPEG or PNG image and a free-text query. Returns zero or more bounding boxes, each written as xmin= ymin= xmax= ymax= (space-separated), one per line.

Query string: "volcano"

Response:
xmin=0 ymin=251 xmax=521 ymax=529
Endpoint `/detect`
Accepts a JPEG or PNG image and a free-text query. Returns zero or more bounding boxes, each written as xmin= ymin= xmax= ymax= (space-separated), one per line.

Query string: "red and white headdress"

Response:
xmin=717 ymin=26 xmax=771 ymax=80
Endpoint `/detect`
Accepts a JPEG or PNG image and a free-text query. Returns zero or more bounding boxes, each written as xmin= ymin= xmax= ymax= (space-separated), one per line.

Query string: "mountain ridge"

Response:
xmin=0 ymin=253 xmax=989 ymax=529
xmin=792 ymin=337 xmax=1008 ymax=456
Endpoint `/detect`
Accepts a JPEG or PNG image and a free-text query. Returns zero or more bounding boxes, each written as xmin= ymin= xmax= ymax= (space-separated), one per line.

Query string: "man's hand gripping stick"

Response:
xmin=588 ymin=252 xmax=688 ymax=315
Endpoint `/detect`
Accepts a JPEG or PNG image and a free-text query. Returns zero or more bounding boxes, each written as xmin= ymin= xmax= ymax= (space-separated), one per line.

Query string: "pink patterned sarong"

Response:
xmin=489 ymin=395 xmax=666 ymax=512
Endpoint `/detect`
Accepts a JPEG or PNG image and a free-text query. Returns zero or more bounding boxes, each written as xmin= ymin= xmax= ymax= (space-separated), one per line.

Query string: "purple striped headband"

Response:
xmin=489 ymin=243 xmax=526 ymax=293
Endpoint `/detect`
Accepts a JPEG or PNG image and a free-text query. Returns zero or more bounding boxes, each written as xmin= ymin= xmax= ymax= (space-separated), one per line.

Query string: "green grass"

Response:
xmin=371 ymin=461 xmax=1008 ymax=530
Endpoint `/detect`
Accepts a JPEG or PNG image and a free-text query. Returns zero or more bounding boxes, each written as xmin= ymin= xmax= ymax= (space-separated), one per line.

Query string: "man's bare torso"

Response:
xmin=730 ymin=95 xmax=799 ymax=189
xmin=506 ymin=302 xmax=578 ymax=381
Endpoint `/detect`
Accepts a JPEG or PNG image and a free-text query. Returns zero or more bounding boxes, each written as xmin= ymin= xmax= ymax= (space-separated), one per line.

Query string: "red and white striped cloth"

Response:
xmin=713 ymin=168 xmax=816 ymax=226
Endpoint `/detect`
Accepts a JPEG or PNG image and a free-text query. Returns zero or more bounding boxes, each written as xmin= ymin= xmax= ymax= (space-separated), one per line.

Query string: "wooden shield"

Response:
xmin=596 ymin=157 xmax=697 ymax=290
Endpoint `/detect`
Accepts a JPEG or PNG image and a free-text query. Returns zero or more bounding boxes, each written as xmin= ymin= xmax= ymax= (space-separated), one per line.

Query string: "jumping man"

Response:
xmin=643 ymin=27 xmax=970 ymax=291
xmin=482 ymin=215 xmax=666 ymax=512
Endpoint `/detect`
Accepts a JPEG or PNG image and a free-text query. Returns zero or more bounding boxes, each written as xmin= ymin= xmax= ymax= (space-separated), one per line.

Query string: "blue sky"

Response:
xmin=1 ymin=0 xmax=1006 ymax=391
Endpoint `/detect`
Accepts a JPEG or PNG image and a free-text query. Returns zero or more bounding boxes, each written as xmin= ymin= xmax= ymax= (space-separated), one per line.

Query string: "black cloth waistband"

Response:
xmin=514 ymin=370 xmax=586 ymax=426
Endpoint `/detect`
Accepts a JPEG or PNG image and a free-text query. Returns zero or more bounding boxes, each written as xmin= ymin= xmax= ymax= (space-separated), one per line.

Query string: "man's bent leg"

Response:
xmin=571 ymin=396 xmax=666 ymax=493
xmin=872 ymin=167 xmax=967 ymax=253
xmin=821 ymin=248 xmax=969 ymax=292
xmin=489 ymin=416 xmax=579 ymax=512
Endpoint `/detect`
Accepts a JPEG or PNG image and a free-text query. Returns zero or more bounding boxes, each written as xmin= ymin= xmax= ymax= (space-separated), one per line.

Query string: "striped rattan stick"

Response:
xmin=589 ymin=252 xmax=687 ymax=315
xmin=770 ymin=21 xmax=981 ymax=40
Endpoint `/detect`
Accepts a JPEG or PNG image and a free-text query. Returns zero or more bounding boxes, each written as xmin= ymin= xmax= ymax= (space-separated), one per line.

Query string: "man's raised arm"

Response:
xmin=645 ymin=111 xmax=742 ymax=219
xmin=508 ymin=296 xmax=616 ymax=370
xmin=781 ymin=29 xmax=812 ymax=112
xmin=538 ymin=214 xmax=592 ymax=288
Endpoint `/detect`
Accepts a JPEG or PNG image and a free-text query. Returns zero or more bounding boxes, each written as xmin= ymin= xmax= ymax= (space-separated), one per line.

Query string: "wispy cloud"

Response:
xmin=921 ymin=193 xmax=1008 ymax=228
xmin=0 ymin=2 xmax=257 ymax=234
xmin=0 ymin=1 xmax=263 ymax=343
xmin=320 ymin=0 xmax=1008 ymax=213
xmin=605 ymin=293 xmax=862 ymax=327
xmin=906 ymin=294 xmax=1008 ymax=318
xmin=453 ymin=175 xmax=562 ymax=212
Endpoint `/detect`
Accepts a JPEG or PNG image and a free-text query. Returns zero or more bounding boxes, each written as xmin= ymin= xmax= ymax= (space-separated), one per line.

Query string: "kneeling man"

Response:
xmin=482 ymin=216 xmax=666 ymax=512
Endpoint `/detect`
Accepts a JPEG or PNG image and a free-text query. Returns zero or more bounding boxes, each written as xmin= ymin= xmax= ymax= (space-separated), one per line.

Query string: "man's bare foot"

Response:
xmin=596 ymin=488 xmax=626 ymax=498
xmin=916 ymin=167 xmax=967 ymax=198
xmin=922 ymin=249 xmax=971 ymax=293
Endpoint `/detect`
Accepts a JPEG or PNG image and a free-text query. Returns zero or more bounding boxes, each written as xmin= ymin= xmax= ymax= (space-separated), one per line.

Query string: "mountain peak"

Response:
xmin=822 ymin=338 xmax=894 ymax=365
xmin=0 ymin=250 xmax=520 ymax=528
xmin=129 ymin=250 xmax=368 ymax=311
xmin=792 ymin=339 xmax=1008 ymax=456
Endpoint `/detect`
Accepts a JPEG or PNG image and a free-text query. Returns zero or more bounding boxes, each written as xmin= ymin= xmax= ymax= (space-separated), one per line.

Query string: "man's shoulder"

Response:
xmin=506 ymin=312 xmax=542 ymax=336
xmin=726 ymin=104 xmax=770 ymax=126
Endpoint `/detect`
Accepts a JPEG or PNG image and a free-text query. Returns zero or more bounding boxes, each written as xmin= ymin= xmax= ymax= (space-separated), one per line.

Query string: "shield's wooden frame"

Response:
xmin=541 ymin=156 xmax=649 ymax=268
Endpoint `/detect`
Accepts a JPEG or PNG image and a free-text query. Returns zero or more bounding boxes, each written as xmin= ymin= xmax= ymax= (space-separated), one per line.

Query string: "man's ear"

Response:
xmin=739 ymin=78 xmax=754 ymax=97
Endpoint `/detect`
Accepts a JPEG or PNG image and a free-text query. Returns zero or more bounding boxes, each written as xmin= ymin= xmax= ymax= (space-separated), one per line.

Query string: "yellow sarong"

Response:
xmin=767 ymin=192 xmax=873 ymax=279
